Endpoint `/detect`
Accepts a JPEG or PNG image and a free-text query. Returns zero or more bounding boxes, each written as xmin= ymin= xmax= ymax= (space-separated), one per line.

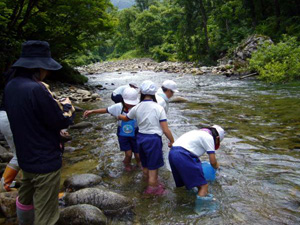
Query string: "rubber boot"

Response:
xmin=195 ymin=194 xmax=218 ymax=215
xmin=16 ymin=197 xmax=34 ymax=225
xmin=1 ymin=164 xmax=20 ymax=192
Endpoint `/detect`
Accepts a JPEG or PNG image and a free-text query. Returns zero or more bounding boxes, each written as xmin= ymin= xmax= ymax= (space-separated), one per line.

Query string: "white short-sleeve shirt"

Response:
xmin=107 ymin=103 xmax=134 ymax=127
xmin=126 ymin=100 xmax=167 ymax=136
xmin=173 ymin=130 xmax=215 ymax=157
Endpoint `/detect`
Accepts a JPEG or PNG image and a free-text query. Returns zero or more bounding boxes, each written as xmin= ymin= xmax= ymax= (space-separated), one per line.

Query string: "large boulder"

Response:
xmin=70 ymin=122 xmax=93 ymax=129
xmin=0 ymin=146 xmax=13 ymax=163
xmin=0 ymin=191 xmax=18 ymax=217
xmin=233 ymin=34 xmax=273 ymax=62
xmin=64 ymin=174 xmax=102 ymax=192
xmin=170 ymin=96 xmax=188 ymax=103
xmin=57 ymin=204 xmax=107 ymax=225
xmin=65 ymin=188 xmax=133 ymax=216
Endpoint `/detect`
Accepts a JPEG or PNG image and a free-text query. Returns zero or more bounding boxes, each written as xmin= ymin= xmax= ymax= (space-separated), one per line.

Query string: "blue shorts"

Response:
xmin=111 ymin=93 xmax=123 ymax=103
xmin=137 ymin=133 xmax=164 ymax=170
xmin=117 ymin=127 xmax=138 ymax=153
xmin=169 ymin=146 xmax=207 ymax=189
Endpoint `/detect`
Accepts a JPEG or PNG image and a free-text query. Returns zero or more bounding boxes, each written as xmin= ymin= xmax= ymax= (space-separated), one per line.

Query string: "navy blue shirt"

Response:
xmin=5 ymin=75 xmax=73 ymax=173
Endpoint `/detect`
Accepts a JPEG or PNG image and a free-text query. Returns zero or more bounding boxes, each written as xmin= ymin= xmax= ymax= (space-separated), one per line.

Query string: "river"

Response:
xmin=61 ymin=71 xmax=300 ymax=224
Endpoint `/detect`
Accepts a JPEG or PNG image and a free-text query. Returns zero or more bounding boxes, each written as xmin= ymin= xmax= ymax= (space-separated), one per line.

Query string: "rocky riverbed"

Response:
xmin=77 ymin=58 xmax=235 ymax=77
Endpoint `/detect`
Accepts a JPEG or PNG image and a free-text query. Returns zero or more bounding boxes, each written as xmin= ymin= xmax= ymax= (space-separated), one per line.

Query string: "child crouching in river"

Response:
xmin=84 ymin=87 xmax=141 ymax=171
xmin=118 ymin=80 xmax=174 ymax=195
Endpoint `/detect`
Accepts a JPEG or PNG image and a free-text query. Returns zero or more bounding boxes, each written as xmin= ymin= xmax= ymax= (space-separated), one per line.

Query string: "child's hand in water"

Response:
xmin=83 ymin=110 xmax=93 ymax=118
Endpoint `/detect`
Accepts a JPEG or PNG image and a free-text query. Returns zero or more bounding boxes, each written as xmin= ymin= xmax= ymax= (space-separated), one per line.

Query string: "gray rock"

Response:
xmin=0 ymin=191 xmax=18 ymax=218
xmin=65 ymin=188 xmax=133 ymax=216
xmin=57 ymin=204 xmax=107 ymax=225
xmin=64 ymin=174 xmax=102 ymax=192
xmin=74 ymin=106 xmax=84 ymax=112
xmin=82 ymin=97 xmax=92 ymax=102
xmin=0 ymin=146 xmax=13 ymax=163
xmin=0 ymin=163 xmax=7 ymax=176
xmin=76 ymin=89 xmax=91 ymax=96
xmin=170 ymin=96 xmax=188 ymax=103
xmin=91 ymin=93 xmax=99 ymax=100
xmin=70 ymin=122 xmax=93 ymax=129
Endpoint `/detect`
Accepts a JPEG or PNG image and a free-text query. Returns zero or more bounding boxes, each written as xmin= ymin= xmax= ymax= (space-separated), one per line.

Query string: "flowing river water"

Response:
xmin=61 ymin=71 xmax=300 ymax=225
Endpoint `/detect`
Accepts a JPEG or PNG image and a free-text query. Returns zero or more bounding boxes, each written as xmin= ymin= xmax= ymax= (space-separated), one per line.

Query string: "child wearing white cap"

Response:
xmin=84 ymin=87 xmax=141 ymax=171
xmin=118 ymin=80 xmax=174 ymax=195
xmin=169 ymin=125 xmax=225 ymax=199
xmin=111 ymin=82 xmax=138 ymax=103
xmin=156 ymin=80 xmax=179 ymax=113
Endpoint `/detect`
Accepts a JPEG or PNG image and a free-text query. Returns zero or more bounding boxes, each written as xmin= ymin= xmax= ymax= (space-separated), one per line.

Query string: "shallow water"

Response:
xmin=62 ymin=71 xmax=300 ymax=224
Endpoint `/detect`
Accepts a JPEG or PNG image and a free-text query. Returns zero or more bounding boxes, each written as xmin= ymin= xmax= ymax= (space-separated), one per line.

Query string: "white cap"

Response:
xmin=212 ymin=125 xmax=225 ymax=142
xmin=162 ymin=80 xmax=179 ymax=93
xmin=140 ymin=80 xmax=158 ymax=95
xmin=122 ymin=87 xmax=139 ymax=105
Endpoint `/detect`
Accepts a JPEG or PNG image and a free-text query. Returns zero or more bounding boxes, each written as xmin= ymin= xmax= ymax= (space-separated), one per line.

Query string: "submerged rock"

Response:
xmin=57 ymin=204 xmax=107 ymax=225
xmin=0 ymin=191 xmax=18 ymax=218
xmin=65 ymin=188 xmax=133 ymax=216
xmin=70 ymin=122 xmax=93 ymax=129
xmin=64 ymin=174 xmax=102 ymax=192
xmin=170 ymin=96 xmax=188 ymax=103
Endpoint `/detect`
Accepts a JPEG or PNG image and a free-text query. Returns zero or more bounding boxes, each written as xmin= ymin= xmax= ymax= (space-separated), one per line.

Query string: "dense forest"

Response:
xmin=1 ymin=0 xmax=300 ymax=84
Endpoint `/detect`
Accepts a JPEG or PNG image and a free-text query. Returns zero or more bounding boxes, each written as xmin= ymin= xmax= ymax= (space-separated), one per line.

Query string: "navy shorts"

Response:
xmin=111 ymin=93 xmax=123 ymax=103
xmin=117 ymin=127 xmax=138 ymax=153
xmin=169 ymin=146 xmax=207 ymax=189
xmin=137 ymin=133 xmax=164 ymax=170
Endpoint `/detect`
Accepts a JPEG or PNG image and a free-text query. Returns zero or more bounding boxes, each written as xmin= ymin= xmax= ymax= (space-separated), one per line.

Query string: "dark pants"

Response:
xmin=111 ymin=93 xmax=123 ymax=103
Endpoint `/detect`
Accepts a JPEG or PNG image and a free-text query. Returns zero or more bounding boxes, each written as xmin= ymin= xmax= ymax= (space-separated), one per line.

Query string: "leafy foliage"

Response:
xmin=249 ymin=36 xmax=300 ymax=83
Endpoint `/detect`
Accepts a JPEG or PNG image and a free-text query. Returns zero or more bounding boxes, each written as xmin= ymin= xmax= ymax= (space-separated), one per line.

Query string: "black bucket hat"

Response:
xmin=12 ymin=40 xmax=62 ymax=70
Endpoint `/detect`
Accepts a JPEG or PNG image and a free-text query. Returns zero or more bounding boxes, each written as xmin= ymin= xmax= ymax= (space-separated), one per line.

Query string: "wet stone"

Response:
xmin=57 ymin=204 xmax=107 ymax=225
xmin=64 ymin=174 xmax=102 ymax=192
xmin=65 ymin=188 xmax=133 ymax=216
xmin=70 ymin=122 xmax=93 ymax=129
xmin=170 ymin=96 xmax=188 ymax=103
xmin=0 ymin=191 xmax=18 ymax=218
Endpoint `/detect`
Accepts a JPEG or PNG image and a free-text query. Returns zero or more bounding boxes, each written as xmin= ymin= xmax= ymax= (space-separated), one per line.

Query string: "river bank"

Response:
xmin=77 ymin=58 xmax=235 ymax=77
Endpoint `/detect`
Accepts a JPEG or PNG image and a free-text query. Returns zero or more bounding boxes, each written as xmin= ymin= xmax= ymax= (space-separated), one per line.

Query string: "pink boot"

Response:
xmin=143 ymin=185 xmax=167 ymax=196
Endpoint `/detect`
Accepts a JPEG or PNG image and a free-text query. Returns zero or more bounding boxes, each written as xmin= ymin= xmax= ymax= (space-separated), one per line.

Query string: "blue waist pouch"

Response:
xmin=119 ymin=120 xmax=136 ymax=137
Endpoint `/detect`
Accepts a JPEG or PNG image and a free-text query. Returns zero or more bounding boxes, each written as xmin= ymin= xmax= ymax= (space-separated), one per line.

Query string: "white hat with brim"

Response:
xmin=162 ymin=80 xmax=179 ymax=93
xmin=212 ymin=125 xmax=225 ymax=142
xmin=140 ymin=80 xmax=158 ymax=95
xmin=122 ymin=87 xmax=140 ymax=105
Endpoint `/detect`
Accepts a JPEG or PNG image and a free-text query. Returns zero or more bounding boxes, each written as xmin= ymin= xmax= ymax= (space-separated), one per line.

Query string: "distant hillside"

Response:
xmin=111 ymin=0 xmax=135 ymax=9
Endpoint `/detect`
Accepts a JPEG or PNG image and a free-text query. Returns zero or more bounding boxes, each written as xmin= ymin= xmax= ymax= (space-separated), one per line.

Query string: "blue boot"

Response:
xmin=194 ymin=194 xmax=218 ymax=215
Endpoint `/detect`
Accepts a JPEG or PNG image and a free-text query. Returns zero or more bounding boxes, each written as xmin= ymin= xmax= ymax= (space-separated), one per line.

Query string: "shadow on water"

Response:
xmin=60 ymin=71 xmax=300 ymax=224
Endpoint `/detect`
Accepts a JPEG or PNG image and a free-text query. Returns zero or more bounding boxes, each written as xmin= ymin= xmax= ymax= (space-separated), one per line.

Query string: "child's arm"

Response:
xmin=118 ymin=114 xmax=130 ymax=121
xmin=208 ymin=153 xmax=220 ymax=169
xmin=83 ymin=108 xmax=107 ymax=118
xmin=160 ymin=121 xmax=174 ymax=147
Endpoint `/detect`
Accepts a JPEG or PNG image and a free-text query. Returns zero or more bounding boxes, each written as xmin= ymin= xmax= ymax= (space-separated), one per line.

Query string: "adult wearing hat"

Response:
xmin=4 ymin=40 xmax=74 ymax=225
xmin=111 ymin=82 xmax=139 ymax=103
xmin=156 ymin=80 xmax=179 ymax=114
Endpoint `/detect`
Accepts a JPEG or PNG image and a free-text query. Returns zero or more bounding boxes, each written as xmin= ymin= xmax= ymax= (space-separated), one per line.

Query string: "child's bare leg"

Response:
xmin=143 ymin=167 xmax=149 ymax=180
xmin=134 ymin=153 xmax=141 ymax=166
xmin=197 ymin=184 xmax=208 ymax=197
xmin=124 ymin=150 xmax=132 ymax=165
xmin=148 ymin=169 xmax=158 ymax=187
xmin=123 ymin=150 xmax=133 ymax=171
